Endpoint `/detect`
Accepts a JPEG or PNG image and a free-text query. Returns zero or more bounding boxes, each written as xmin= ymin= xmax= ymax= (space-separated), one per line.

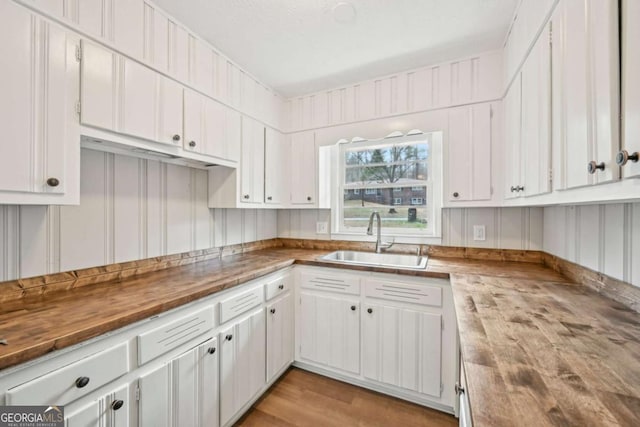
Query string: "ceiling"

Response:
xmin=153 ymin=0 xmax=519 ymax=98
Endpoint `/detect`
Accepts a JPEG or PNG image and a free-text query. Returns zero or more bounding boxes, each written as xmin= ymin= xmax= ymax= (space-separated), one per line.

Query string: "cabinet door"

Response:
xmin=503 ymin=74 xmax=522 ymax=199
xmin=299 ymin=293 xmax=360 ymax=374
xmin=0 ymin=2 xmax=79 ymax=201
xmin=552 ymin=0 xmax=619 ymax=189
xmin=139 ymin=339 xmax=219 ymax=427
xmin=521 ymin=24 xmax=551 ymax=197
xmin=143 ymin=4 xmax=169 ymax=72
xmin=240 ymin=117 xmax=265 ymax=204
xmin=225 ymin=109 xmax=241 ymax=162
xmin=66 ymin=383 xmax=130 ymax=427
xmin=264 ymin=128 xmax=289 ymax=205
xmin=219 ymin=309 xmax=266 ymax=426
xmin=157 ymin=76 xmax=183 ymax=146
xmin=362 ymin=304 xmax=442 ymax=397
xmin=66 ymin=401 xmax=99 ymax=427
xmin=447 ymin=103 xmax=492 ymax=202
xmin=121 ymin=58 xmax=157 ymax=141
xmin=290 ymin=131 xmax=316 ymax=205
xmin=621 ymin=0 xmax=640 ymax=178
xmin=203 ymin=98 xmax=226 ymax=158
xmin=112 ymin=0 xmax=144 ymax=59
xmin=168 ymin=20 xmax=189 ymax=82
xmin=81 ymin=40 xmax=117 ymax=131
xmin=183 ymin=89 xmax=204 ymax=154
xmin=190 ymin=36 xmax=214 ymax=95
xmin=266 ymin=293 xmax=294 ymax=382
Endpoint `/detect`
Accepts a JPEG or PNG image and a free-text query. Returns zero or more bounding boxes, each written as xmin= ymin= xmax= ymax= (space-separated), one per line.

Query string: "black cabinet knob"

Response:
xmin=307 ymin=196 xmax=312 ymax=201
xmin=616 ymin=150 xmax=639 ymax=166
xmin=75 ymin=377 xmax=90 ymax=388
xmin=270 ymin=308 xmax=276 ymax=314
xmin=367 ymin=308 xmax=373 ymax=314
xmin=278 ymin=284 xmax=284 ymax=290
xmin=267 ymin=196 xmax=273 ymax=201
xmin=350 ymin=305 xmax=356 ymax=311
xmin=587 ymin=161 xmax=605 ymax=174
xmin=510 ymin=186 xmax=517 ymax=193
xmin=225 ymin=334 xmax=233 ymax=341
xmin=243 ymin=194 xmax=250 ymax=199
xmin=207 ymin=347 xmax=216 ymax=355
xmin=452 ymin=192 xmax=459 ymax=198
xmin=111 ymin=400 xmax=124 ymax=411
xmin=46 ymin=177 xmax=60 ymax=187
xmin=189 ymin=141 xmax=197 ymax=147
xmin=172 ymin=134 xmax=181 ymax=142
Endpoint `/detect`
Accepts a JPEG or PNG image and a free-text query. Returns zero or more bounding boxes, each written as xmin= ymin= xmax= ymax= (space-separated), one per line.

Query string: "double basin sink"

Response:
xmin=319 ymin=250 xmax=428 ymax=270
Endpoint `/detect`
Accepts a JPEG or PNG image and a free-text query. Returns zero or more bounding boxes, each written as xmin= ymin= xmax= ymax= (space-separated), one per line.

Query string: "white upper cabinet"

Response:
xmin=112 ymin=0 xmax=144 ymax=59
xmin=521 ymin=23 xmax=551 ymax=197
xmin=183 ymin=88 xmax=206 ymax=154
xmin=447 ymin=103 xmax=493 ymax=203
xmin=190 ymin=36 xmax=215 ymax=96
xmin=240 ymin=117 xmax=266 ymax=205
xmin=168 ymin=20 xmax=189 ymax=83
xmin=504 ymin=74 xmax=523 ymax=199
xmin=551 ymin=0 xmax=619 ymax=189
xmin=156 ymin=77 xmax=184 ymax=146
xmin=120 ymin=57 xmax=158 ymax=141
xmin=620 ymin=0 xmax=640 ymax=178
xmin=0 ymin=1 xmax=80 ymax=205
xmin=143 ymin=3 xmax=169 ymax=73
xmin=289 ymin=131 xmax=317 ymax=206
xmin=264 ymin=128 xmax=289 ymax=206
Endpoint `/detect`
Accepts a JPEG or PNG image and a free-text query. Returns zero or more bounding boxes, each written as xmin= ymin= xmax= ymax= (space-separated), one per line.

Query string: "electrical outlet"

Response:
xmin=473 ymin=225 xmax=486 ymax=241
xmin=316 ymin=221 xmax=329 ymax=234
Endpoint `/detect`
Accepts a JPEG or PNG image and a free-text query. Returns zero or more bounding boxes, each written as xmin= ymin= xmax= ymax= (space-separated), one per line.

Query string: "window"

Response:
xmin=334 ymin=132 xmax=442 ymax=240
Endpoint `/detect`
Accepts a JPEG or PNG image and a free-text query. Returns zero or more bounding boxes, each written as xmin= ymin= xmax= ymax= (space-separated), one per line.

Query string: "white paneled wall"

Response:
xmin=0 ymin=149 xmax=277 ymax=281
xmin=278 ymin=208 xmax=543 ymax=251
xmin=544 ymin=204 xmax=640 ymax=288
xmin=286 ymin=51 xmax=503 ymax=132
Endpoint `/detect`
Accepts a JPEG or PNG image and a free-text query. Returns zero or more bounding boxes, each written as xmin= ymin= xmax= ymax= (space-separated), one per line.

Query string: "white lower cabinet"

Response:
xmin=219 ymin=308 xmax=266 ymax=427
xmin=362 ymin=304 xmax=442 ymax=398
xmin=138 ymin=338 xmax=219 ymax=427
xmin=298 ymin=293 xmax=360 ymax=374
xmin=65 ymin=383 xmax=132 ymax=427
xmin=266 ymin=292 xmax=294 ymax=382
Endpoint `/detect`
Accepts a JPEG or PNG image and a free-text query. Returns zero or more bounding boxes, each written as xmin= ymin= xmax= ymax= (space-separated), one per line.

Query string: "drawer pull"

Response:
xmin=225 ymin=334 xmax=233 ymax=341
xmin=350 ymin=305 xmax=356 ymax=311
xmin=278 ymin=284 xmax=284 ymax=290
xmin=111 ymin=400 xmax=124 ymax=411
xmin=207 ymin=347 xmax=216 ymax=355
xmin=367 ymin=308 xmax=373 ymax=314
xmin=75 ymin=377 xmax=90 ymax=388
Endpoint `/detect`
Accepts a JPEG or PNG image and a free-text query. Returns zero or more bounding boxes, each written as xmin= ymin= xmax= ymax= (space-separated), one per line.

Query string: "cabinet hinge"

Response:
xmin=549 ymin=21 xmax=553 ymax=46
xmin=549 ymin=169 xmax=553 ymax=183
xmin=135 ymin=386 xmax=140 ymax=401
xmin=75 ymin=45 xmax=82 ymax=62
xmin=75 ymin=101 xmax=81 ymax=117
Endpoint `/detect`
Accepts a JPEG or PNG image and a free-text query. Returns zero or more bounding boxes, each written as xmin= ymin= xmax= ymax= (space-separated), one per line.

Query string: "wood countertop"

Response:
xmin=0 ymin=245 xmax=638 ymax=426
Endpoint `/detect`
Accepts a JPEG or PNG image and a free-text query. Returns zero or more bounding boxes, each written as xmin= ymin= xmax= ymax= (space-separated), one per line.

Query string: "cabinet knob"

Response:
xmin=111 ymin=400 xmax=124 ymax=411
xmin=46 ymin=177 xmax=60 ymax=187
xmin=75 ymin=376 xmax=90 ymax=388
xmin=207 ymin=347 xmax=216 ymax=355
xmin=452 ymin=192 xmax=459 ymax=198
xmin=587 ymin=161 xmax=605 ymax=174
xmin=350 ymin=305 xmax=356 ymax=311
xmin=616 ymin=150 xmax=639 ymax=166
xmin=517 ymin=186 xmax=524 ymax=192
xmin=510 ymin=186 xmax=517 ymax=193
xmin=278 ymin=284 xmax=284 ymax=290
xmin=307 ymin=196 xmax=312 ymax=201
xmin=270 ymin=308 xmax=276 ymax=314
xmin=172 ymin=134 xmax=181 ymax=142
xmin=225 ymin=334 xmax=233 ymax=341
xmin=454 ymin=382 xmax=465 ymax=395
xmin=243 ymin=194 xmax=250 ymax=199
xmin=267 ymin=196 xmax=273 ymax=201
xmin=367 ymin=308 xmax=373 ymax=314
xmin=189 ymin=141 xmax=197 ymax=147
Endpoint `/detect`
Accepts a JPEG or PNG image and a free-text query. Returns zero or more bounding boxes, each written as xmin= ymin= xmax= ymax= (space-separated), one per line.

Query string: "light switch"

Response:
xmin=473 ymin=225 xmax=486 ymax=241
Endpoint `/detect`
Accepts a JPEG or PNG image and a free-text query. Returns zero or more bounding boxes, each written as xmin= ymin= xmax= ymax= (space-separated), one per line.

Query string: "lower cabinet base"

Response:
xmin=292 ymin=361 xmax=455 ymax=416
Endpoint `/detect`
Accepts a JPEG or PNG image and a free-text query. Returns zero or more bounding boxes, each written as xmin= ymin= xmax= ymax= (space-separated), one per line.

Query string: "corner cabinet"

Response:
xmin=294 ymin=267 xmax=458 ymax=414
xmin=0 ymin=1 xmax=80 ymax=205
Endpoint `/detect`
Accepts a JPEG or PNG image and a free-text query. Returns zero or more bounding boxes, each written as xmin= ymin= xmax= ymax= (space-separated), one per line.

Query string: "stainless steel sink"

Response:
xmin=319 ymin=250 xmax=428 ymax=270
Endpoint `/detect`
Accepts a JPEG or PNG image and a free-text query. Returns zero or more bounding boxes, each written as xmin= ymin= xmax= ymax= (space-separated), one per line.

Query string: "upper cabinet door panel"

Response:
xmin=183 ymin=89 xmax=204 ymax=153
xmin=622 ymin=0 xmax=640 ymax=178
xmin=289 ymin=131 xmax=316 ymax=205
xmin=191 ymin=36 xmax=214 ymax=96
xmin=81 ymin=40 xmax=117 ymax=131
xmin=503 ymin=74 xmax=522 ymax=199
xmin=168 ymin=20 xmax=189 ymax=82
xmin=112 ymin=0 xmax=144 ymax=59
xmin=120 ymin=58 xmax=157 ymax=141
xmin=143 ymin=3 xmax=169 ymax=72
xmin=157 ymin=76 xmax=183 ymax=146
xmin=74 ymin=0 xmax=104 ymax=40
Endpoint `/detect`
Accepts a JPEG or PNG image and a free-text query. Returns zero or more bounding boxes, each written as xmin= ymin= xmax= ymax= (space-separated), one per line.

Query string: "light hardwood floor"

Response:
xmin=235 ymin=368 xmax=457 ymax=426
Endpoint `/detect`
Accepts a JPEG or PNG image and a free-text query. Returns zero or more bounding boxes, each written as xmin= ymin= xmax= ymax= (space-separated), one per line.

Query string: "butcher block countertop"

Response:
xmin=1 ymin=245 xmax=639 ymax=426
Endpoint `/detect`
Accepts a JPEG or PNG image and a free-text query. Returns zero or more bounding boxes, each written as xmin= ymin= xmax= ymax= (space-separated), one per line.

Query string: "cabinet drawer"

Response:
xmin=138 ymin=306 xmax=214 ymax=365
xmin=364 ymin=279 xmax=442 ymax=307
xmin=6 ymin=342 xmax=129 ymax=406
xmin=219 ymin=287 xmax=263 ymax=323
xmin=300 ymin=271 xmax=360 ymax=295
xmin=265 ymin=274 xmax=289 ymax=301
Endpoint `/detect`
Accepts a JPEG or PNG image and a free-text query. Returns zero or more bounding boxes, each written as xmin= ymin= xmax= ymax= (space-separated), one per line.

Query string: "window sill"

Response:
xmin=330 ymin=232 xmax=442 ymax=246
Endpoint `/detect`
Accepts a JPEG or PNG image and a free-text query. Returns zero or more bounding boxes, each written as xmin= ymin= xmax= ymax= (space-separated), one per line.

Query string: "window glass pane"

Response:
xmin=344 ymin=162 xmax=428 ymax=185
xmin=345 ymin=143 xmax=429 ymax=166
xmin=343 ymin=186 xmax=427 ymax=229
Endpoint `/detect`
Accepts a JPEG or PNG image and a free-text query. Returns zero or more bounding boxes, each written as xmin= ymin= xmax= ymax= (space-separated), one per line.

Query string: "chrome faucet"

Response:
xmin=366 ymin=211 xmax=393 ymax=253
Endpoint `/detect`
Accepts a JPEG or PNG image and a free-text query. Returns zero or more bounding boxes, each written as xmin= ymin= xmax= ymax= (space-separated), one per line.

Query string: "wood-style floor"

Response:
xmin=235 ymin=368 xmax=457 ymax=427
